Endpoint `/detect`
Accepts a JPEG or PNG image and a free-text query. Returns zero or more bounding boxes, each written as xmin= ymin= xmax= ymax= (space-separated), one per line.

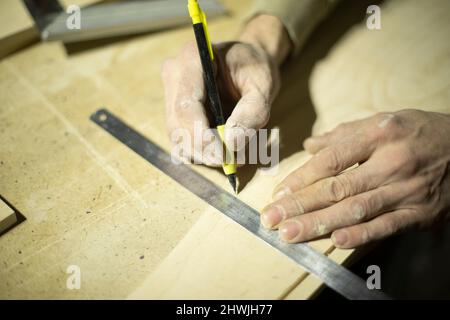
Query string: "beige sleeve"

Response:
xmin=246 ymin=0 xmax=340 ymax=55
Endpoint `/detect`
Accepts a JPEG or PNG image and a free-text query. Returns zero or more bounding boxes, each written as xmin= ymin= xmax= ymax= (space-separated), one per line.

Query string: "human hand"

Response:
xmin=161 ymin=15 xmax=291 ymax=165
xmin=261 ymin=109 xmax=450 ymax=248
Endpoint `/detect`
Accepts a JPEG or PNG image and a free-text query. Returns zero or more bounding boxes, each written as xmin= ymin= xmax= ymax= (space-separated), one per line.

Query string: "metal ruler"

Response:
xmin=90 ymin=109 xmax=390 ymax=300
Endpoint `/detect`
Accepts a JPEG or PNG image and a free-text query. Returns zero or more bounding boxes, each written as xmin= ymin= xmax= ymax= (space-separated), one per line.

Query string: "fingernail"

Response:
xmin=273 ymin=186 xmax=291 ymax=201
xmin=332 ymin=231 xmax=348 ymax=246
xmin=280 ymin=221 xmax=302 ymax=242
xmin=261 ymin=206 xmax=283 ymax=229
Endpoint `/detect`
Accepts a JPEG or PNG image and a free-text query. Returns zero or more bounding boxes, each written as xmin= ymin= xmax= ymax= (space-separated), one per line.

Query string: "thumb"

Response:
xmin=224 ymin=91 xmax=271 ymax=151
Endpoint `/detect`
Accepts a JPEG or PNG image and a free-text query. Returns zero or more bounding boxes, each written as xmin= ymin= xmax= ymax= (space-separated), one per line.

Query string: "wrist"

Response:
xmin=239 ymin=14 xmax=292 ymax=67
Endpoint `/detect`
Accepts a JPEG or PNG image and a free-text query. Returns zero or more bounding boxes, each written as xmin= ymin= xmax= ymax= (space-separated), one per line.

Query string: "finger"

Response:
xmin=261 ymin=163 xmax=379 ymax=229
xmin=224 ymin=90 xmax=271 ymax=151
xmin=304 ymin=112 xmax=398 ymax=154
xmin=303 ymin=119 xmax=367 ymax=154
xmin=273 ymin=138 xmax=376 ymax=200
xmin=278 ymin=184 xmax=403 ymax=243
xmin=223 ymin=45 xmax=276 ymax=151
xmin=331 ymin=208 xmax=418 ymax=249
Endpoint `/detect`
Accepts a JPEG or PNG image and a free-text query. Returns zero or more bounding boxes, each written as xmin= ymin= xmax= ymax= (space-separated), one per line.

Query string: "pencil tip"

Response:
xmin=227 ymin=174 xmax=238 ymax=195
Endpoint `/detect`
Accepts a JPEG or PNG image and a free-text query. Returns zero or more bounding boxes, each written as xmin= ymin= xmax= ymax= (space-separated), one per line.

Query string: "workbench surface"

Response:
xmin=1 ymin=0 xmax=449 ymax=299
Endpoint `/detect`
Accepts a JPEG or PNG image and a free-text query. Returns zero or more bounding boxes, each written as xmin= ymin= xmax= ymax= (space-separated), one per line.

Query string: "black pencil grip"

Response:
xmin=192 ymin=23 xmax=224 ymax=126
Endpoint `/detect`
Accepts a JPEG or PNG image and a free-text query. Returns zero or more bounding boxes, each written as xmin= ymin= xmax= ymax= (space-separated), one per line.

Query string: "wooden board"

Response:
xmin=0 ymin=198 xmax=17 ymax=235
xmin=0 ymin=0 xmax=449 ymax=299
xmin=0 ymin=0 xmax=37 ymax=59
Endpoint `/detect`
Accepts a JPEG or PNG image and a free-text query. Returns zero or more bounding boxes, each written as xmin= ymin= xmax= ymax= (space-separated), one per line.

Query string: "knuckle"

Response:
xmin=359 ymin=225 xmax=371 ymax=244
xmin=287 ymin=194 xmax=306 ymax=215
xmin=384 ymin=221 xmax=397 ymax=235
xmin=323 ymin=148 xmax=343 ymax=173
xmin=374 ymin=112 xmax=403 ymax=140
xmin=397 ymin=108 xmax=417 ymax=118
xmin=385 ymin=217 xmax=401 ymax=235
xmin=376 ymin=112 xmax=392 ymax=123
xmin=392 ymin=144 xmax=418 ymax=174
xmin=349 ymin=198 xmax=368 ymax=223
xmin=312 ymin=216 xmax=328 ymax=237
xmin=326 ymin=177 xmax=347 ymax=202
